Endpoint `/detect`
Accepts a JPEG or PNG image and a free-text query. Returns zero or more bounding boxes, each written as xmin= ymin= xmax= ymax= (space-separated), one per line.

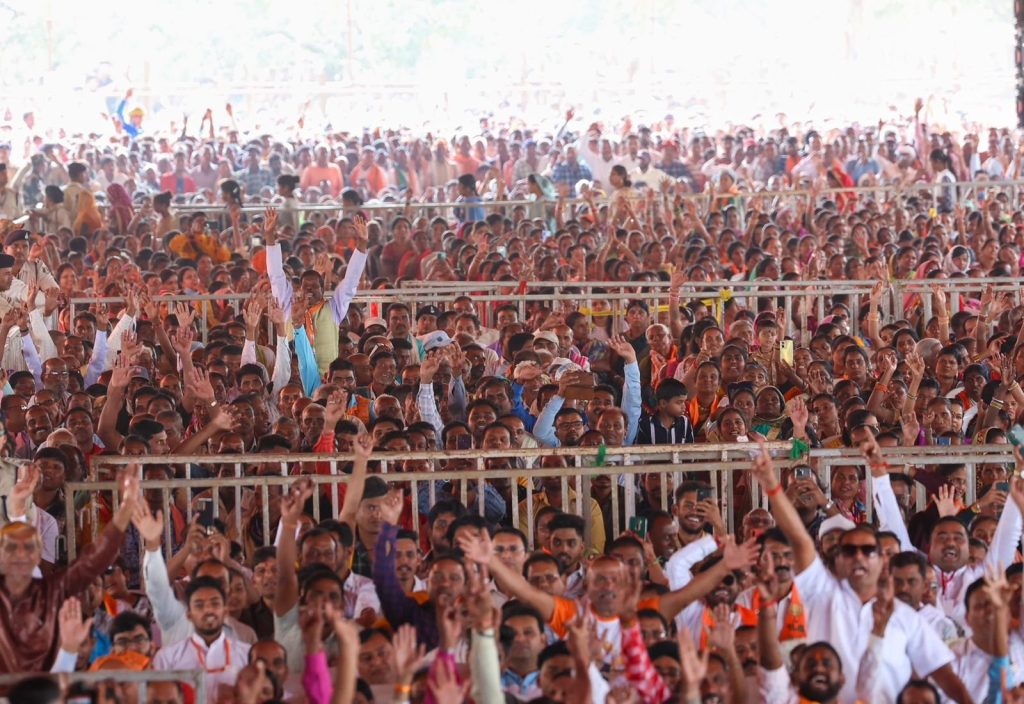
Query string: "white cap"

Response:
xmin=818 ymin=514 xmax=857 ymax=538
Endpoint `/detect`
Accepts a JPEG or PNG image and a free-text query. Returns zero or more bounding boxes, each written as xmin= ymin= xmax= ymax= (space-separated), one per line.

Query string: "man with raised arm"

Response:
xmin=264 ymin=207 xmax=368 ymax=375
xmin=749 ymin=441 xmax=972 ymax=704
xmin=457 ymin=528 xmax=757 ymax=669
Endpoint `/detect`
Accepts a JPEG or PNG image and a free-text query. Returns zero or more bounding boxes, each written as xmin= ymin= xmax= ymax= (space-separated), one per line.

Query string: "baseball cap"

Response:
xmin=818 ymin=514 xmax=857 ymax=537
xmin=0 ymin=254 xmax=15 ymax=269
xmin=4 ymin=229 xmax=29 ymax=247
xmin=533 ymin=330 xmax=559 ymax=346
xmin=420 ymin=330 xmax=455 ymax=353
xmin=364 ymin=317 xmax=387 ymax=331
xmin=416 ymin=304 xmax=441 ymax=320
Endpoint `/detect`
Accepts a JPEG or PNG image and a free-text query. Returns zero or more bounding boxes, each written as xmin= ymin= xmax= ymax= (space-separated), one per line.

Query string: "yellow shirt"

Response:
xmin=518 ymin=489 xmax=606 ymax=553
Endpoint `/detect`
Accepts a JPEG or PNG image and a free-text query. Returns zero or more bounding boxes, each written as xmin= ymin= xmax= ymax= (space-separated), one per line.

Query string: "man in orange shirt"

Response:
xmin=349 ymin=148 xmax=388 ymax=198
xmin=300 ymin=146 xmax=344 ymax=197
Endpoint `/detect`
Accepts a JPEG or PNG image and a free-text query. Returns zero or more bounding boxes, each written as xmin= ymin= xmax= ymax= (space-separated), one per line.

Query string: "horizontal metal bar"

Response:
xmin=167 ymin=179 xmax=1024 ymax=214
xmin=82 ymin=442 xmax=1012 ymax=468
xmin=0 ymin=669 xmax=203 ymax=686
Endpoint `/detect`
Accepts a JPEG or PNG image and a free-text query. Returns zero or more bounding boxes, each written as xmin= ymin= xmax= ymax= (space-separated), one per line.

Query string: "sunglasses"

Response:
xmin=838 ymin=543 xmax=878 ymax=558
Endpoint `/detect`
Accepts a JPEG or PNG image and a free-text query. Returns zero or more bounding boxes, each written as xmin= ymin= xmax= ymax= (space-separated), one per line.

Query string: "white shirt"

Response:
xmin=343 ymin=571 xmax=381 ymax=620
xmin=153 ymin=632 xmax=250 ymax=704
xmin=796 ymin=556 xmax=954 ymax=703
xmin=873 ymin=472 xmax=1021 ymax=630
xmin=950 ymin=637 xmax=1000 ymax=699
xmin=918 ymin=603 xmax=960 ymax=644
xmin=142 ymin=548 xmax=254 ymax=647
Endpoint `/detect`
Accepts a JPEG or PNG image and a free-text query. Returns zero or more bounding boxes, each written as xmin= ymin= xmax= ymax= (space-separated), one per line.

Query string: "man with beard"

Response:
xmin=889 ymin=551 xmax=958 ymax=643
xmin=734 ymin=529 xmax=807 ymax=654
xmin=546 ymin=514 xmax=587 ymax=599
xmin=152 ymin=576 xmax=251 ymax=703
xmin=750 ymin=442 xmax=971 ymax=703
xmin=665 ymin=482 xmax=728 ymax=589
xmin=393 ymin=529 xmax=424 ymax=594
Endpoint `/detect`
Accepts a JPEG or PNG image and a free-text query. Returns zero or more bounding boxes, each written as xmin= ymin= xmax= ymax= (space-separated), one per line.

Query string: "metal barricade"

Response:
xmin=62 ymin=442 xmax=1015 ymax=559
xmin=0 ymin=669 xmax=205 ymax=703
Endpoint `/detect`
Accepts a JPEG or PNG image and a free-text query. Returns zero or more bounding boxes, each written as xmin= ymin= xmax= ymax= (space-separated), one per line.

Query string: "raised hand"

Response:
xmin=392 ymin=623 xmax=427 ymax=684
xmin=707 ymin=603 xmax=736 ymax=653
xmin=352 ymin=431 xmax=373 ymax=462
xmin=722 ymin=535 xmax=759 ymax=572
xmin=935 ymin=484 xmax=958 ymax=517
xmin=352 ymin=214 xmax=369 ymax=252
xmin=242 ymin=296 xmax=264 ymax=338
xmin=189 ymin=367 xmax=215 ymax=404
xmin=790 ymin=397 xmax=809 ymax=435
xmin=456 ymin=530 xmax=493 ymax=566
xmin=858 ymin=435 xmax=887 ymax=476
xmin=419 ymin=351 xmax=442 ymax=385
xmin=57 ymin=596 xmax=94 ymax=654
xmin=281 ymin=477 xmax=314 ymax=525
xmin=121 ymin=329 xmax=141 ymax=362
xmin=750 ymin=441 xmax=779 ymax=493
xmin=9 ymin=463 xmax=40 ymax=518
xmin=872 ymin=569 xmax=895 ymax=636
xmin=676 ymin=624 xmax=710 ymax=700
xmin=756 ymin=550 xmax=782 ymax=601
xmin=267 ymin=296 xmax=287 ymax=328
xmin=427 ymin=657 xmax=469 ymax=704
xmin=900 ymin=410 xmax=920 ymax=447
xmin=607 ymin=334 xmax=637 ymax=364
xmin=1009 ymin=475 xmax=1024 ymax=515
xmin=465 ymin=564 xmax=496 ymax=631
xmin=263 ymin=207 xmax=279 ymax=245
xmin=904 ymin=352 xmax=925 ymax=380
xmin=174 ymin=301 xmax=196 ymax=331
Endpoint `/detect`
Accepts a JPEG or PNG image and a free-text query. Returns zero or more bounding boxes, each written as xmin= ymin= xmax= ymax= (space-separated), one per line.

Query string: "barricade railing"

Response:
xmin=68 ymin=276 xmax=1024 ymax=342
xmin=57 ymin=443 xmax=1013 ymax=560
xmin=0 ymin=669 xmax=205 ymax=703
xmin=167 ymin=179 xmax=1024 ymax=216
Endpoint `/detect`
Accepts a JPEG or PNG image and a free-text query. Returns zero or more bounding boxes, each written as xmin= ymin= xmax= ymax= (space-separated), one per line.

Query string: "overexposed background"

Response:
xmin=0 ymin=0 xmax=1013 ymax=134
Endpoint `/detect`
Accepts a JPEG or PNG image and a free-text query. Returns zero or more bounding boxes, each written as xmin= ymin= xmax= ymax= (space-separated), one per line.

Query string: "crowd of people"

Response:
xmin=2 ymin=97 xmax=1024 ymax=704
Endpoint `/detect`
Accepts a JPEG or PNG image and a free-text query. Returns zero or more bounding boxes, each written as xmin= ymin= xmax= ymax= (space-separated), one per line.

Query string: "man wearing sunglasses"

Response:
xmin=750 ymin=443 xmax=972 ymax=704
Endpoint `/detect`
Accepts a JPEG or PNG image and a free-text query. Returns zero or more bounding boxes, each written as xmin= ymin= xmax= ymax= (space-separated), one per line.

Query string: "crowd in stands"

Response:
xmin=2 ymin=95 xmax=1024 ymax=703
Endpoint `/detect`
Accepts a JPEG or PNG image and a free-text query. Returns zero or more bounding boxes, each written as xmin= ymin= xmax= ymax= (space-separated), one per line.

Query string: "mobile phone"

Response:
xmin=996 ymin=481 xmax=1011 ymax=493
xmin=697 ymin=487 xmax=713 ymax=502
xmin=251 ymin=235 xmax=263 ymax=247
xmin=779 ymin=340 xmax=794 ymax=366
xmin=794 ymin=466 xmax=812 ymax=480
xmin=197 ymin=498 xmax=214 ymax=528
xmin=496 ymin=246 xmax=507 ymax=258
xmin=1009 ymin=424 xmax=1024 ymax=446
xmin=936 ymin=436 xmax=951 ymax=446
xmin=455 ymin=434 xmax=473 ymax=450
xmin=437 ymin=252 xmax=447 ymax=261
xmin=628 ymin=516 xmax=648 ymax=539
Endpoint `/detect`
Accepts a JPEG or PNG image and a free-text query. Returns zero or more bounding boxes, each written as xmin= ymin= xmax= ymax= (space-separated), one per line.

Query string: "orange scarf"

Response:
xmin=688 ymin=393 xmax=722 ymax=433
xmin=304 ymin=300 xmax=327 ymax=345
xmin=738 ymin=584 xmax=807 ymax=641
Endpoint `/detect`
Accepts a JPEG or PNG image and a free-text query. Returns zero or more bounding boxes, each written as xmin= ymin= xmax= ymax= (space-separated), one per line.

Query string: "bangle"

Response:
xmin=874 ymin=383 xmax=888 ymax=393
xmin=394 ymin=684 xmax=412 ymax=695
xmin=766 ymin=484 xmax=783 ymax=497
xmin=870 ymin=461 xmax=890 ymax=472
xmin=907 ymin=393 xmax=918 ymax=401
xmin=991 ymin=399 xmax=1006 ymax=411
xmin=1011 ymin=382 xmax=1021 ymax=393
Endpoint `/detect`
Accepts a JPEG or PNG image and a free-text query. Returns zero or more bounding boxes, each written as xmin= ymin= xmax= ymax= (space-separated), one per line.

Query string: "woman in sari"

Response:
xmin=107 ymin=184 xmax=135 ymax=235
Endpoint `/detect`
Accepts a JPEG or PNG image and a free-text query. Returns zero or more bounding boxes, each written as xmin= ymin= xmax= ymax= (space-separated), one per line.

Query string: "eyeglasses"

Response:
xmin=838 ymin=544 xmax=878 ymax=558
xmin=112 ymin=634 xmax=150 ymax=649
xmin=556 ymin=421 xmax=585 ymax=431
